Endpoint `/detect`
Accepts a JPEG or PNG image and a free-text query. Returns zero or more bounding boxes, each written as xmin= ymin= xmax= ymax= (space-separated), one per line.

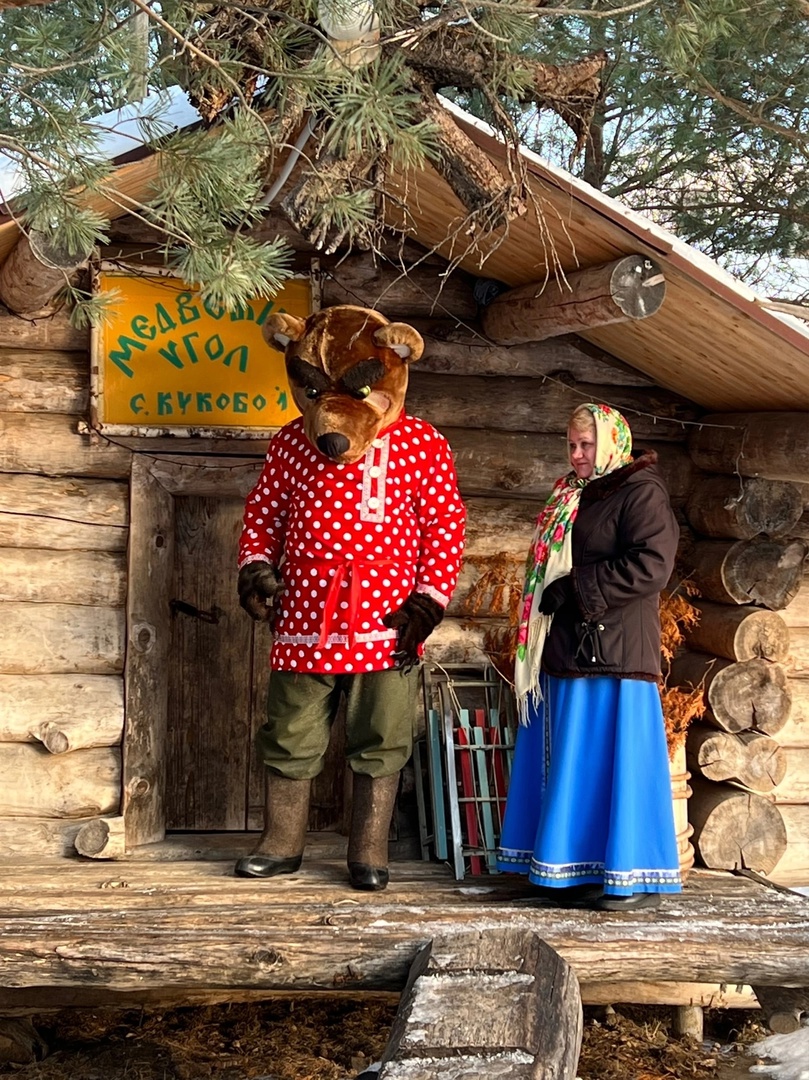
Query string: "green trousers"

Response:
xmin=255 ymin=666 xmax=420 ymax=780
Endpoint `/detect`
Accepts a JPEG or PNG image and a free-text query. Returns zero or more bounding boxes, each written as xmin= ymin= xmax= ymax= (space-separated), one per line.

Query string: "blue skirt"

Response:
xmin=496 ymin=675 xmax=681 ymax=896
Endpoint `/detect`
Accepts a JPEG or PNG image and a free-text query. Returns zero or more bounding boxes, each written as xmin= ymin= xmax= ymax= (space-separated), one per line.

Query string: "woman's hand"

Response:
xmin=538 ymin=575 xmax=574 ymax=615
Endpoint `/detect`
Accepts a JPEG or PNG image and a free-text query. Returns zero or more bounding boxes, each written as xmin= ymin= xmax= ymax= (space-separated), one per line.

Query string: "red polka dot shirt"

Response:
xmin=239 ymin=413 xmax=466 ymax=674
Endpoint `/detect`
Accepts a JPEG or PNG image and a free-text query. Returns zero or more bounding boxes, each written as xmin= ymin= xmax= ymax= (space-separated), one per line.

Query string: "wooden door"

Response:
xmin=165 ymin=495 xmax=345 ymax=832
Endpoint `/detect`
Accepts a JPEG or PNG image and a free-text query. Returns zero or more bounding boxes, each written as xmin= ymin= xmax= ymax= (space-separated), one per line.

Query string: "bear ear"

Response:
xmin=373 ymin=322 xmax=424 ymax=363
xmin=262 ymin=313 xmax=307 ymax=351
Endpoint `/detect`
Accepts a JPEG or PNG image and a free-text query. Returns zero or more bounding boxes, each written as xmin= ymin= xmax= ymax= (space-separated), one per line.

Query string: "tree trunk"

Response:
xmin=685 ymin=476 xmax=805 ymax=539
xmin=669 ymin=653 xmax=791 ymax=736
xmin=686 ymin=724 xmax=786 ymax=792
xmin=688 ymin=777 xmax=787 ymax=873
xmin=685 ymin=602 xmax=790 ymax=663
xmin=686 ymin=538 xmax=807 ymax=609
xmin=482 ymin=256 xmax=665 ymax=344
xmin=689 ymin=413 xmax=809 ymax=482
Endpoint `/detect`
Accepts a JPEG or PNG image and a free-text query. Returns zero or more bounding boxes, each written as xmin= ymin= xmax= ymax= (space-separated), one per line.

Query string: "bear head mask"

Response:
xmin=262 ymin=304 xmax=424 ymax=464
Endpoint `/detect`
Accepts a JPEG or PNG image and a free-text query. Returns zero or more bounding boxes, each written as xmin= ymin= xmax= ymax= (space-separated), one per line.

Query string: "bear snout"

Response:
xmin=316 ymin=432 xmax=351 ymax=460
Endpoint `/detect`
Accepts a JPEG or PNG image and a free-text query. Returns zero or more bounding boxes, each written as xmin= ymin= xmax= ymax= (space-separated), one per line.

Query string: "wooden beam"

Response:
xmin=0 ymin=232 xmax=92 ymax=316
xmin=123 ymin=458 xmax=174 ymax=848
xmin=481 ymin=255 xmax=666 ymax=344
xmin=689 ymin=413 xmax=809 ymax=483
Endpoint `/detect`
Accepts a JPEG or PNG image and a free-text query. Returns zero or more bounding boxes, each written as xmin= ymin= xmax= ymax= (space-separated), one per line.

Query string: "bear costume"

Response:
xmin=235 ymin=305 xmax=466 ymax=890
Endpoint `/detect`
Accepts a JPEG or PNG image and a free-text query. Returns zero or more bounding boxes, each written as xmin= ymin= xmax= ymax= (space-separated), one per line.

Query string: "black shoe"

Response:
xmin=348 ymin=862 xmax=390 ymax=892
xmin=234 ymin=854 xmax=302 ymax=878
xmin=533 ymin=884 xmax=603 ymax=907
xmin=598 ymin=892 xmax=662 ymax=911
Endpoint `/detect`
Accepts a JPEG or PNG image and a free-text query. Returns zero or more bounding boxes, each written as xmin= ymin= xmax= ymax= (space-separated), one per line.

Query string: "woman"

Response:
xmin=496 ymin=403 xmax=681 ymax=910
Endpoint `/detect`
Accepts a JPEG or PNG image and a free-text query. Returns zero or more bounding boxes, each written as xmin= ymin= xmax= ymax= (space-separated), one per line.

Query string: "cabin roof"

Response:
xmin=384 ymin=101 xmax=809 ymax=412
xmin=1 ymin=96 xmax=807 ymax=410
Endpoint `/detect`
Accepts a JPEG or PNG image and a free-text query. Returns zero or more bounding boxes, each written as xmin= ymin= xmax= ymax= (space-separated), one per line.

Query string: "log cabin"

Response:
xmin=1 ymin=101 xmax=809 ymax=1041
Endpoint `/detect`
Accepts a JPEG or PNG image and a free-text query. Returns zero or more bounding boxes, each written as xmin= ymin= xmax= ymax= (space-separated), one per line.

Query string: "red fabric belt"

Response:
xmin=296 ymin=556 xmax=409 ymax=649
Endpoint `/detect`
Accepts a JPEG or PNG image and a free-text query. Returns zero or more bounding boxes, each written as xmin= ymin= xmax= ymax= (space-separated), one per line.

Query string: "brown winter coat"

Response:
xmin=541 ymin=450 xmax=679 ymax=681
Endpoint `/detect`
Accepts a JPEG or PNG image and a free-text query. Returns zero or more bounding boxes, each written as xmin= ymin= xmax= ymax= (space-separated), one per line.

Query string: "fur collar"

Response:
xmin=581 ymin=449 xmax=658 ymax=502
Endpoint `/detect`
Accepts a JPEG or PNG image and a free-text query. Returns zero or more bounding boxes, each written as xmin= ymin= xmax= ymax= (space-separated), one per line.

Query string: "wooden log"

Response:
xmin=0 ymin=233 xmax=92 ymax=315
xmin=0 ymin=349 xmax=87 ymax=414
xmin=686 ymin=724 xmax=786 ymax=792
xmin=0 ymin=473 xmax=129 ymax=552
xmin=482 ymin=255 xmax=666 ymax=344
xmin=770 ymin=804 xmax=809 ymax=883
xmin=321 ymin=261 xmax=478 ymax=319
xmin=446 ymin=429 xmax=696 ymax=503
xmin=780 ymin=580 xmax=809 ymax=627
xmin=686 ymin=538 xmax=807 ymax=609
xmin=670 ymin=653 xmax=791 ymax=736
xmin=448 ymin=556 xmax=523 ymax=618
xmin=0 ymin=744 xmax=120 ymax=818
xmin=689 ymin=413 xmax=809 ymax=483
xmin=408 ymin=370 xmax=697 ymax=440
xmin=685 ymin=476 xmax=805 ymax=539
xmin=463 ymin=497 xmax=537 ymax=557
xmin=0 ymin=673 xmax=123 ymax=750
xmin=579 ymin=982 xmax=758 ymax=1009
xmin=383 ymin=931 xmax=582 ymax=1080
xmin=0 ymin=816 xmax=94 ymax=857
xmin=0 ymin=412 xmax=131 ymax=479
xmin=685 ymin=601 xmax=790 ymax=663
xmin=777 ymin=680 xmax=809 ymax=747
xmin=0 ymin=548 xmax=126 ymax=606
xmin=671 ymin=1005 xmax=703 ymax=1041
xmin=0 ymin=601 xmax=125 ymax=675
xmin=789 ymin=510 xmax=809 ymax=541
xmin=771 ymin=747 xmax=809 ymax=805
xmin=0 ymin=307 xmax=88 ymax=351
xmin=750 ymin=986 xmax=808 ymax=1034
xmin=425 ymin=618 xmax=496 ymax=667
xmin=413 ymin=321 xmax=655 ymax=385
xmin=786 ymin=628 xmax=809 ymax=678
xmin=688 ymin=777 xmax=787 ymax=873
xmin=74 ymin=815 xmax=126 ymax=859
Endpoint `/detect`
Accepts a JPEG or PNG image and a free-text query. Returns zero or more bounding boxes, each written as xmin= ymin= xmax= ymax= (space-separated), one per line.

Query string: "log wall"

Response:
xmin=678 ymin=449 xmax=809 ymax=884
xmin=0 ymin=311 xmax=130 ymax=855
xmin=0 ymin=235 xmax=698 ymax=858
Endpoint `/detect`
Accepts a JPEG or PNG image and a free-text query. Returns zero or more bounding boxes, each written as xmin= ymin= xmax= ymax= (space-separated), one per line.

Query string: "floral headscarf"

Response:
xmin=514 ymin=403 xmax=633 ymax=724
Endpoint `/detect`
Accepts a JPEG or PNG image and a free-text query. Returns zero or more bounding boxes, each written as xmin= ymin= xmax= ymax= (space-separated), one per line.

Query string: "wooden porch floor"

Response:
xmin=1 ymin=834 xmax=808 ymax=1006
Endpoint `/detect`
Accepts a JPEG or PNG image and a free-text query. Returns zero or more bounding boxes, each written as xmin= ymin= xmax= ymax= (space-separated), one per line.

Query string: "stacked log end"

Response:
xmin=679 ymin=427 xmax=809 ymax=880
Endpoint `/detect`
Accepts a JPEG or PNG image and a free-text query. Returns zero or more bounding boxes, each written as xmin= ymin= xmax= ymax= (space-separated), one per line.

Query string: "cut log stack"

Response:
xmin=680 ymin=420 xmax=809 ymax=880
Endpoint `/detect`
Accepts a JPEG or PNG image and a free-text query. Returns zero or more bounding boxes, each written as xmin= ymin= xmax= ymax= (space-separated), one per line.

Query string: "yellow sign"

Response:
xmin=95 ymin=270 xmax=309 ymax=430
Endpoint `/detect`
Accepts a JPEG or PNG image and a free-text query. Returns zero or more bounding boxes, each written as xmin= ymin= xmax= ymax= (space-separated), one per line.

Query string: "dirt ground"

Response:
xmin=0 ymin=999 xmax=767 ymax=1080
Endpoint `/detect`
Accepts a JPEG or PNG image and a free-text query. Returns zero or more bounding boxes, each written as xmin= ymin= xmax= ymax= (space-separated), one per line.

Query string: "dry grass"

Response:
xmin=0 ymin=1000 xmax=770 ymax=1080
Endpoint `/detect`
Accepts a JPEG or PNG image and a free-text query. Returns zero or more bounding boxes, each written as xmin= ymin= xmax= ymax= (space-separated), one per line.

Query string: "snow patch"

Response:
xmin=750 ymin=1024 xmax=809 ymax=1080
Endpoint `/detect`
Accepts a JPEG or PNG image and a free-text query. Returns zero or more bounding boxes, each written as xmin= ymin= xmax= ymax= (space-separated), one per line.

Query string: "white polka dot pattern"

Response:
xmin=238 ymin=414 xmax=466 ymax=673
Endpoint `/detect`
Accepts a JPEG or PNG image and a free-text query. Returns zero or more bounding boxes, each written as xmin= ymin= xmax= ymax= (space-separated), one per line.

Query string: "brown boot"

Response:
xmin=234 ymin=773 xmax=311 ymax=878
xmin=347 ymin=772 xmax=400 ymax=891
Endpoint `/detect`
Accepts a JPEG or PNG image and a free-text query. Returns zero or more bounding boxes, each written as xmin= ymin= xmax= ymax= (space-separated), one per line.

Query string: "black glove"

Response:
xmin=237 ymin=562 xmax=283 ymax=622
xmin=382 ymin=591 xmax=445 ymax=672
xmin=538 ymin=574 xmax=574 ymax=615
